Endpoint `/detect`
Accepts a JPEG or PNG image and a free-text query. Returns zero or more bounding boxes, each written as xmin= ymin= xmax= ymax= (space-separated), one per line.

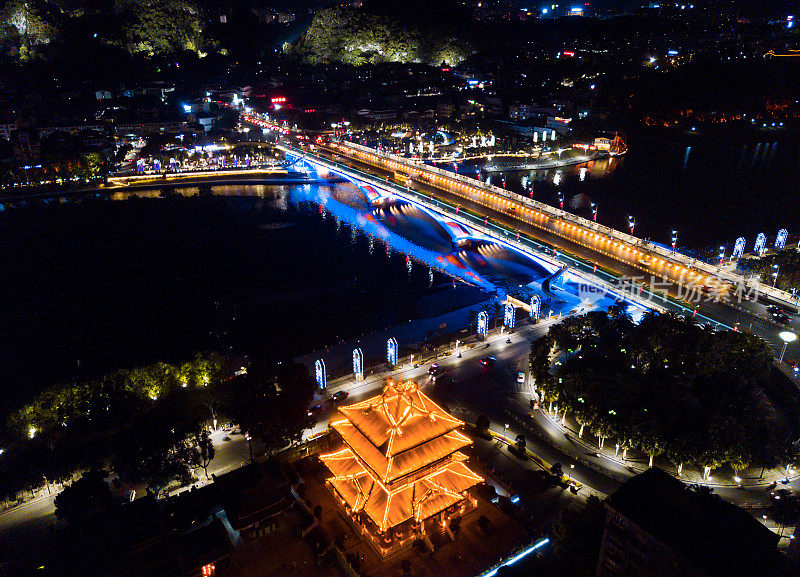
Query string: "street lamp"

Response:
xmin=718 ymin=245 xmax=725 ymax=266
xmin=628 ymin=215 xmax=635 ymax=235
xmin=591 ymin=202 xmax=597 ymax=221
xmin=779 ymin=331 xmax=797 ymax=363
xmin=772 ymin=264 xmax=779 ymax=287
xmin=671 ymin=230 xmax=678 ymax=251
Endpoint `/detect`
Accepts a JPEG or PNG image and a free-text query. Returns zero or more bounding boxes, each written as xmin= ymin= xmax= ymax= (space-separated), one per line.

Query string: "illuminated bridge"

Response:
xmin=315 ymin=139 xmax=798 ymax=309
xmin=277 ymin=140 xmax=800 ymax=365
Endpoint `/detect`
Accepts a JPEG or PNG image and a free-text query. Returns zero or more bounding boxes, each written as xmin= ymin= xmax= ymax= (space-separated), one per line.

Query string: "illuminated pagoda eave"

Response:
xmin=320 ymin=380 xmax=482 ymax=535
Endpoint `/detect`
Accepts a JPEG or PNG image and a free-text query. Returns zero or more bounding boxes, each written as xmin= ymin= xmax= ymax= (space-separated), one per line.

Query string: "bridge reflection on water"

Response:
xmin=287 ymin=166 xmax=649 ymax=321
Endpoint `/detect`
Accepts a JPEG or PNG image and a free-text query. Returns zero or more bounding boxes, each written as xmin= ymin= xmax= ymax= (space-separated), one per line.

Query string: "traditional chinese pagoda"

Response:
xmin=320 ymin=380 xmax=482 ymax=553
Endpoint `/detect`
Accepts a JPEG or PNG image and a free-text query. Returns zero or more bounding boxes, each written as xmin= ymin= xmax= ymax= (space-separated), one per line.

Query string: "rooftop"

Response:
xmin=607 ymin=468 xmax=782 ymax=577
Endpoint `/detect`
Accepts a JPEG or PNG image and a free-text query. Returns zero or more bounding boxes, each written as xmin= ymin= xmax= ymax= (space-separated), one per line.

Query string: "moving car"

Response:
xmin=428 ymin=363 xmax=439 ymax=374
xmin=330 ymin=391 xmax=349 ymax=403
xmin=773 ymin=312 xmax=791 ymax=325
xmin=479 ymin=357 xmax=496 ymax=367
xmin=429 ymin=367 xmax=447 ymax=382
xmin=307 ymin=404 xmax=323 ymax=417
xmin=517 ymin=372 xmax=526 ymax=384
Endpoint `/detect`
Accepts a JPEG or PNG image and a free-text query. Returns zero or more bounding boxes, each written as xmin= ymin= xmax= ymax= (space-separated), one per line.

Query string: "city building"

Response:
xmin=596 ymin=468 xmax=786 ymax=577
xmin=320 ymin=380 xmax=482 ymax=556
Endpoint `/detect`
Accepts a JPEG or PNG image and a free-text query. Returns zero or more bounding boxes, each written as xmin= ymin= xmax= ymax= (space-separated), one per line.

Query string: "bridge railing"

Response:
xmin=334 ymin=140 xmax=799 ymax=310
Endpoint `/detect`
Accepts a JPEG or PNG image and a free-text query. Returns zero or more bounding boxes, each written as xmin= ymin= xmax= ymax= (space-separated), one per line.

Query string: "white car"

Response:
xmin=517 ymin=372 xmax=526 ymax=384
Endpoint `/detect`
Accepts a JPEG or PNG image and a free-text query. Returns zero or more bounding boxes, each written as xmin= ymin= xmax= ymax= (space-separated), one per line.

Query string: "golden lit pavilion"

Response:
xmin=320 ymin=380 xmax=482 ymax=553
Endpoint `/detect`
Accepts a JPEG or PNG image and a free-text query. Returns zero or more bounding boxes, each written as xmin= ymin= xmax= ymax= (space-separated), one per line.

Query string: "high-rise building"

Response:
xmin=596 ymin=468 xmax=788 ymax=577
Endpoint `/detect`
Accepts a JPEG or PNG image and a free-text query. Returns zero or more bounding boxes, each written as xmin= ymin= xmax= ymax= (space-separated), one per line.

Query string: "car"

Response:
xmin=307 ymin=404 xmax=323 ymax=417
xmin=430 ymin=367 xmax=447 ymax=381
xmin=767 ymin=304 xmax=781 ymax=313
xmin=330 ymin=391 xmax=349 ymax=403
xmin=517 ymin=372 xmax=526 ymax=384
xmin=774 ymin=313 xmax=791 ymax=325
xmin=428 ymin=363 xmax=439 ymax=374
xmin=479 ymin=357 xmax=496 ymax=367
xmin=771 ymin=488 xmax=793 ymax=501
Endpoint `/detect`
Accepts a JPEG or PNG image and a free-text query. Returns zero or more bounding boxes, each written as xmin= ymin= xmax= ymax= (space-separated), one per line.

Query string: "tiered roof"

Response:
xmin=321 ymin=381 xmax=482 ymax=532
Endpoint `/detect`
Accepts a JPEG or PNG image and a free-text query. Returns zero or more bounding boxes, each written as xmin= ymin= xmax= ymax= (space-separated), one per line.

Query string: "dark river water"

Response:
xmin=0 ymin=176 xmax=610 ymax=419
xmin=477 ymin=129 xmax=799 ymax=257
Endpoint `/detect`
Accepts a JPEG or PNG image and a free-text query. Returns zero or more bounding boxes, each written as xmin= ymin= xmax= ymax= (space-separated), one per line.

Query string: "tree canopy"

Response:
xmin=739 ymin=248 xmax=800 ymax=295
xmin=289 ymin=5 xmax=473 ymax=67
xmin=220 ymin=360 xmax=315 ymax=459
xmin=0 ymin=352 xmax=224 ymax=499
xmin=530 ymin=309 xmax=800 ymax=471
xmin=0 ymin=0 xmax=210 ymax=60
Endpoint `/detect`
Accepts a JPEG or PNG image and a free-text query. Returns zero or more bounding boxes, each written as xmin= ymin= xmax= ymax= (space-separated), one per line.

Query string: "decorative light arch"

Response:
xmin=504 ymin=303 xmax=516 ymax=329
xmin=315 ymin=359 xmax=327 ymax=390
xmin=387 ymin=338 xmax=398 ymax=366
xmin=477 ymin=311 xmax=488 ymax=339
xmin=754 ymin=233 xmax=767 ymax=256
xmin=732 ymin=237 xmax=746 ymax=260
xmin=530 ymin=295 xmax=541 ymax=320
xmin=776 ymin=229 xmax=788 ymax=250
xmin=353 ymin=348 xmax=364 ymax=381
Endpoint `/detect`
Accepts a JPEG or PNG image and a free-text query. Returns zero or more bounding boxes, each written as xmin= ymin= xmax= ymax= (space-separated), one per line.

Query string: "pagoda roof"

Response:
xmin=321 ymin=448 xmax=482 ymax=532
xmin=337 ymin=380 xmax=464 ymax=457
xmin=331 ymin=418 xmax=472 ymax=484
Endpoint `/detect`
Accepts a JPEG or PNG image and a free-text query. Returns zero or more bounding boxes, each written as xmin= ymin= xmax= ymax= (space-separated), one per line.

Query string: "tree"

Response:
xmin=220 ymin=361 xmax=315 ymax=460
xmin=116 ymin=0 xmax=205 ymax=56
xmin=553 ymin=495 xmax=606 ymax=577
xmin=475 ymin=414 xmax=490 ymax=433
xmin=0 ymin=0 xmax=58 ymax=60
xmin=530 ymin=308 xmax=794 ymax=475
xmin=289 ymin=4 xmax=473 ymax=67
xmin=111 ymin=404 xmax=202 ymax=496
xmin=54 ymin=470 xmax=113 ymax=525
xmin=193 ymin=430 xmax=215 ymax=479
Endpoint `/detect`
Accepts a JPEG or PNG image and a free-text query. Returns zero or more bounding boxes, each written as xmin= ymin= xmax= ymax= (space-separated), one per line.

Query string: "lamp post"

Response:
xmin=779 ymin=331 xmax=797 ymax=363
xmin=591 ymin=202 xmax=597 ymax=221
xmin=718 ymin=245 xmax=725 ymax=266
xmin=772 ymin=264 xmax=779 ymax=287
xmin=628 ymin=215 xmax=635 ymax=235
xmin=671 ymin=230 xmax=678 ymax=252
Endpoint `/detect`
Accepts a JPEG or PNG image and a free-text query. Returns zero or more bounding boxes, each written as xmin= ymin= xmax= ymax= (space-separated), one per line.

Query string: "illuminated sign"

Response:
xmin=271 ymin=97 xmax=287 ymax=103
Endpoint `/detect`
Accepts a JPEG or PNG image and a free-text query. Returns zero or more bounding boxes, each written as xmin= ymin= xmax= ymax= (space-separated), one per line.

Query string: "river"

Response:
xmin=0 ymin=175 xmax=638 ymax=418
xmin=461 ymin=129 xmax=799 ymax=257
